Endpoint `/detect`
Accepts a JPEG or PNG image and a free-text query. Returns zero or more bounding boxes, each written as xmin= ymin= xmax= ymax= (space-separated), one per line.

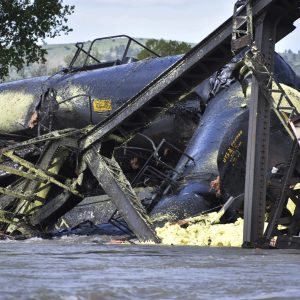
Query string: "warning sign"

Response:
xmin=92 ymin=100 xmax=112 ymax=112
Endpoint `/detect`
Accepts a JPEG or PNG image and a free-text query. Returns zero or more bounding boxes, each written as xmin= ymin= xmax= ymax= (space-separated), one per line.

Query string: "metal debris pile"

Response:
xmin=0 ymin=0 xmax=300 ymax=250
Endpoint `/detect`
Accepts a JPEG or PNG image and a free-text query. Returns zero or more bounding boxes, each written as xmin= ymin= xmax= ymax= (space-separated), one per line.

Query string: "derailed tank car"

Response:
xmin=0 ymin=33 xmax=299 ymax=241
xmin=0 ymin=36 xmax=204 ymax=238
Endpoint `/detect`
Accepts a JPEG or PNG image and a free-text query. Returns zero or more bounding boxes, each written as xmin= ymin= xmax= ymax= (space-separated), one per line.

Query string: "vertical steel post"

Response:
xmin=243 ymin=13 xmax=278 ymax=247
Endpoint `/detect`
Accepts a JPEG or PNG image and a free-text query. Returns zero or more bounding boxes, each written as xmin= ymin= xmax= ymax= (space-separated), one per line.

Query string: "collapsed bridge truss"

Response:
xmin=0 ymin=0 xmax=299 ymax=248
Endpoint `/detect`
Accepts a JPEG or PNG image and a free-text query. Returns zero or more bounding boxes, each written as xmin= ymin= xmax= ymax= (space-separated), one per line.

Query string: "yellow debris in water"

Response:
xmin=287 ymin=199 xmax=296 ymax=215
xmin=287 ymin=184 xmax=300 ymax=214
xmin=156 ymin=213 xmax=245 ymax=247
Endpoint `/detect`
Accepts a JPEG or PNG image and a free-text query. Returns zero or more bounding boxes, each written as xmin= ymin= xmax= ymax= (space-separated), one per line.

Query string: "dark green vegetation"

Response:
xmin=281 ymin=49 xmax=300 ymax=77
xmin=137 ymin=39 xmax=193 ymax=60
xmin=0 ymin=0 xmax=74 ymax=80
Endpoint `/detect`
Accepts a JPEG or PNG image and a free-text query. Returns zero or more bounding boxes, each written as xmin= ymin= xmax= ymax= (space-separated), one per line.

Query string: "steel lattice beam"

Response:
xmin=243 ymin=2 xmax=300 ymax=246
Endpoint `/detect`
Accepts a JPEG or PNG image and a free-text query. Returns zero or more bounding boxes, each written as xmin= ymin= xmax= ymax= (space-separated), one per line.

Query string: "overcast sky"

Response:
xmin=46 ymin=0 xmax=300 ymax=52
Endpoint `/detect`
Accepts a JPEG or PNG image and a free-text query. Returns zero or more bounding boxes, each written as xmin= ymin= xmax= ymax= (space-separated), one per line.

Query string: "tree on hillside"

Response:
xmin=137 ymin=39 xmax=193 ymax=60
xmin=0 ymin=0 xmax=74 ymax=80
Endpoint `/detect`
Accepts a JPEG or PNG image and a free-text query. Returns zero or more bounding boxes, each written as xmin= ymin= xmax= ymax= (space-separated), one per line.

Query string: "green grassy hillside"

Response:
xmin=5 ymin=39 xmax=300 ymax=82
xmin=43 ymin=37 xmax=151 ymax=68
xmin=7 ymin=37 xmax=150 ymax=81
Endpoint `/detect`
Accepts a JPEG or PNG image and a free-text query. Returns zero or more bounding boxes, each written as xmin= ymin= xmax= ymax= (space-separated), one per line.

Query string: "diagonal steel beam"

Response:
xmin=80 ymin=0 xmax=297 ymax=151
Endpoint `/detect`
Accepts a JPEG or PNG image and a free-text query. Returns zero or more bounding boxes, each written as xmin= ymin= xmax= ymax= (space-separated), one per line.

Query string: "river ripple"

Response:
xmin=1 ymin=237 xmax=300 ymax=300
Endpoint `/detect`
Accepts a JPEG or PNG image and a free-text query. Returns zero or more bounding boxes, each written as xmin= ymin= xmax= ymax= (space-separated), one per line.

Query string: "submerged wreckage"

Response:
xmin=1 ymin=0 xmax=300 ymax=248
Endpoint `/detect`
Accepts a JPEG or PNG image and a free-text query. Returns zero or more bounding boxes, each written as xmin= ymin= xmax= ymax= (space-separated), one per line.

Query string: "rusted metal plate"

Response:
xmin=92 ymin=100 xmax=112 ymax=112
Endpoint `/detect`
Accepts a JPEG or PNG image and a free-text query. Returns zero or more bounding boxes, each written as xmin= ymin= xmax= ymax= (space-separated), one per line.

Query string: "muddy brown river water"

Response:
xmin=1 ymin=237 xmax=300 ymax=300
